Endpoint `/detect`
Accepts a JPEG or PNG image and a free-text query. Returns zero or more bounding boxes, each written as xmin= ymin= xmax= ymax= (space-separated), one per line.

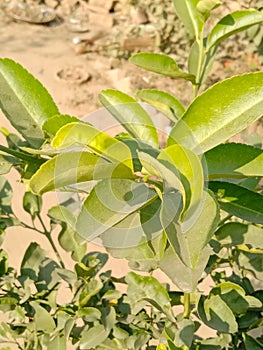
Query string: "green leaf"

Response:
xmin=184 ymin=191 xmax=219 ymax=267
xmin=160 ymin=191 xmax=188 ymax=265
xmin=210 ymin=282 xmax=250 ymax=315
xmin=0 ymin=250 xmax=8 ymax=275
xmin=129 ymin=53 xmax=195 ymax=83
xmin=47 ymin=335 xmax=66 ymax=350
xmin=158 ymin=144 xmax=204 ymax=221
xmin=138 ymin=151 xmax=184 ymax=195
xmin=42 ymin=114 xmax=80 ymax=136
xmin=198 ymin=294 xmax=238 ymax=333
xmin=209 ymin=181 xmax=263 ymax=224
xmin=174 ymin=319 xmax=195 ymax=348
xmin=52 ymin=121 xmax=134 ymax=170
xmin=59 ymin=226 xmax=86 ymax=262
xmin=188 ymin=40 xmax=200 ymax=77
xmin=76 ymin=179 xmax=157 ymax=242
xmin=126 ymin=272 xmax=175 ymax=321
xmin=126 ymin=331 xmax=150 ymax=350
xmin=0 ymin=176 xmax=13 ymax=214
xmin=161 ymin=246 xmax=206 ymax=293
xmin=168 ymin=72 xmax=263 ymax=153
xmin=99 ymin=89 xmax=159 ymax=147
xmin=198 ymin=334 xmax=232 ymax=349
xmin=0 ymin=58 xmax=59 ymax=148
xmin=48 ymin=206 xmax=86 ymax=262
xmin=78 ymin=307 xmax=101 ymax=321
xmin=0 ymin=297 xmax=18 ymax=312
xmin=0 ymin=217 xmax=20 ymax=234
xmin=105 ymin=202 xmax=167 ymax=272
xmin=78 ymin=278 xmax=103 ymax=307
xmin=206 ymin=10 xmax=263 ymax=51
xmin=197 ymin=0 xmax=222 ymax=21
xmin=20 ymin=242 xmax=46 ymax=282
xmin=205 ymin=143 xmax=263 ymax=179
xmin=243 ymin=334 xmax=263 ymax=350
xmin=136 ymin=89 xmax=185 ymax=122
xmin=30 ymin=301 xmax=56 ymax=332
xmin=48 ymin=204 xmax=75 ymax=227
xmin=96 ymin=338 xmax=123 ymax=349
xmin=23 ymin=192 xmax=42 ymax=218
xmin=107 ymin=231 xmax=166 ymax=273
xmin=79 ymin=324 xmax=109 ymax=349
xmin=172 ymin=0 xmax=203 ymax=39
xmin=102 ymin=306 xmax=116 ymax=332
xmin=215 ymin=222 xmax=263 ymax=249
xmin=102 ymin=290 xmax=122 ymax=301
xmin=29 ymin=151 xmax=134 ymax=195
xmin=236 ymin=246 xmax=263 ymax=281
xmin=0 ymin=155 xmax=14 ymax=175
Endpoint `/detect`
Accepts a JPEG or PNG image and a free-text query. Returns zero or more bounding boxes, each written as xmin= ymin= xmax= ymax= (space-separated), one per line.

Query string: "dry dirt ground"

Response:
xmin=0 ymin=1 xmax=262 ymax=346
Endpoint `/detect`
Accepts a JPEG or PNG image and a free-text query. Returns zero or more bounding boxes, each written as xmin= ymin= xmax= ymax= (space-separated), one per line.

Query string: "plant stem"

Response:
xmin=37 ymin=213 xmax=66 ymax=269
xmin=194 ymin=33 xmax=205 ymax=97
xmin=183 ymin=292 xmax=191 ymax=319
xmin=0 ymin=144 xmax=40 ymax=163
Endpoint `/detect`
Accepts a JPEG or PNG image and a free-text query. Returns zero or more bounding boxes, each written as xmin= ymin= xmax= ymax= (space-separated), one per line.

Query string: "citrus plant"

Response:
xmin=0 ymin=1 xmax=263 ymax=349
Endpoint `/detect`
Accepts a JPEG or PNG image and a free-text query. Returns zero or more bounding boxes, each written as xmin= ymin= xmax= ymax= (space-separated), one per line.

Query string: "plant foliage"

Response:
xmin=0 ymin=1 xmax=263 ymax=349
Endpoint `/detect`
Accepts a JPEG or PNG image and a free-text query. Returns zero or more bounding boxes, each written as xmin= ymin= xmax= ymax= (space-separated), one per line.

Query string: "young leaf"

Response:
xmin=197 ymin=0 xmax=222 ymax=21
xmin=0 ymin=176 xmax=13 ymax=215
xmin=0 ymin=155 xmax=14 ymax=175
xmin=99 ymin=89 xmax=159 ymax=147
xmin=160 ymin=191 xmax=189 ymax=266
xmin=79 ymin=324 xmax=110 ymax=350
xmin=42 ymin=114 xmax=80 ymax=136
xmin=47 ymin=335 xmax=66 ymax=350
xmin=206 ymin=10 xmax=263 ymax=51
xmin=107 ymin=234 xmax=166 ymax=273
xmin=159 ymin=245 xmax=211 ymax=292
xmin=129 ymin=53 xmax=195 ymax=83
xmin=209 ymin=181 xmax=263 ymax=224
xmin=48 ymin=206 xmax=86 ymax=262
xmin=236 ymin=246 xmax=263 ymax=281
xmin=188 ymin=41 xmax=200 ymax=77
xmin=172 ymin=0 xmax=203 ymax=39
xmin=30 ymin=301 xmax=56 ymax=332
xmin=20 ymin=243 xmax=46 ymax=282
xmin=210 ymin=282 xmax=250 ymax=315
xmin=23 ymin=192 xmax=42 ymax=219
xmin=184 ymin=191 xmax=219 ymax=268
xmin=138 ymin=151 xmax=185 ymax=195
xmin=52 ymin=122 xmax=134 ymax=170
xmin=205 ymin=143 xmax=263 ymax=179
xmin=126 ymin=272 xmax=175 ymax=321
xmin=198 ymin=295 xmax=238 ymax=333
xmin=29 ymin=151 xmax=134 ymax=195
xmin=158 ymin=144 xmax=204 ymax=221
xmin=136 ymin=89 xmax=185 ymax=122
xmin=173 ymin=319 xmax=195 ymax=348
xmin=0 ymin=58 xmax=59 ymax=148
xmin=168 ymin=72 xmax=263 ymax=153
xmin=76 ymin=179 xmax=157 ymax=241
xmin=79 ymin=325 xmax=109 ymax=349
xmin=0 ymin=297 xmax=18 ymax=312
